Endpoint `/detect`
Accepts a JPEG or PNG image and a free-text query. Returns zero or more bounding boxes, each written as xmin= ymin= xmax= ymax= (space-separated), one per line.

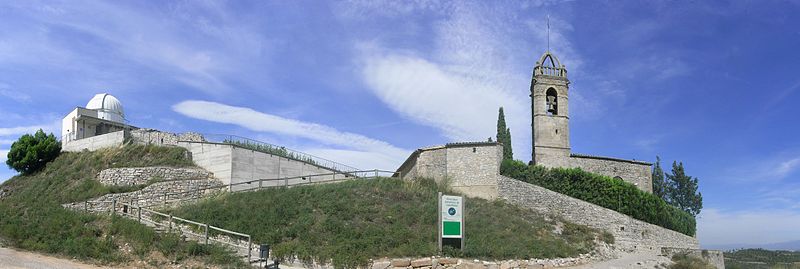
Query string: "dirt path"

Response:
xmin=0 ymin=247 xmax=110 ymax=269
xmin=564 ymin=251 xmax=670 ymax=269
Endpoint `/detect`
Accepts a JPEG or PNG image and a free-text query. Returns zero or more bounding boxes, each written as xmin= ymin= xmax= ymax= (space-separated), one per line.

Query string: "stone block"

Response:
xmin=392 ymin=259 xmax=411 ymax=267
xmin=439 ymin=258 xmax=458 ymax=265
xmin=372 ymin=261 xmax=391 ymax=269
xmin=456 ymin=262 xmax=485 ymax=269
xmin=411 ymin=258 xmax=432 ymax=267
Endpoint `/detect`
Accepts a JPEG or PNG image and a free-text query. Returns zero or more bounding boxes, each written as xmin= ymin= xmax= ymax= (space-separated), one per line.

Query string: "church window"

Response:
xmin=546 ymin=88 xmax=558 ymax=115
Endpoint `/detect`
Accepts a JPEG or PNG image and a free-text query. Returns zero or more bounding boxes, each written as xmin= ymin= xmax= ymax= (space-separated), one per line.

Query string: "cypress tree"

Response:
xmin=496 ymin=107 xmax=513 ymax=160
xmin=652 ymin=156 xmax=669 ymax=202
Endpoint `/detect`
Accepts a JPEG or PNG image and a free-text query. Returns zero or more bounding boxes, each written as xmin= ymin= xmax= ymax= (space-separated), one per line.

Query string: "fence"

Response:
xmin=79 ymin=200 xmax=255 ymax=262
xmin=71 ymin=169 xmax=400 ymax=263
xmin=199 ymin=134 xmax=361 ymax=174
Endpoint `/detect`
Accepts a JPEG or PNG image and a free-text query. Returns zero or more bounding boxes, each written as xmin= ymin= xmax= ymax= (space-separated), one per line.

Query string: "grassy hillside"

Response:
xmin=169 ymin=178 xmax=609 ymax=268
xmin=0 ymin=145 xmax=245 ymax=268
xmin=725 ymin=248 xmax=800 ymax=269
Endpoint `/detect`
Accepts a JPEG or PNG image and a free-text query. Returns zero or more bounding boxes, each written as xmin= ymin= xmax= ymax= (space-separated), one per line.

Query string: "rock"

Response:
xmin=486 ymin=263 xmax=499 ymax=269
xmin=373 ymin=261 xmax=391 ymax=269
xmin=499 ymin=261 xmax=518 ymax=269
xmin=412 ymin=258 xmax=433 ymax=268
xmin=457 ymin=262 xmax=486 ymax=269
xmin=392 ymin=259 xmax=412 ymax=267
xmin=439 ymin=258 xmax=458 ymax=265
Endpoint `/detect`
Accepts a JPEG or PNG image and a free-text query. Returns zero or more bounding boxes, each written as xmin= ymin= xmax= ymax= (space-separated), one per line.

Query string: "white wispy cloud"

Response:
xmin=172 ymin=100 xmax=409 ymax=170
xmin=352 ymin=2 xmax=581 ymax=161
xmin=775 ymin=158 xmax=800 ymax=178
xmin=698 ymin=208 xmax=800 ymax=246
xmin=0 ymin=124 xmax=52 ymax=136
xmin=0 ymin=149 xmax=8 ymax=163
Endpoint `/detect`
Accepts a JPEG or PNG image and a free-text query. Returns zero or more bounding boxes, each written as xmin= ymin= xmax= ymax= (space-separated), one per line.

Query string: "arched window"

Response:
xmin=546 ymin=88 xmax=558 ymax=116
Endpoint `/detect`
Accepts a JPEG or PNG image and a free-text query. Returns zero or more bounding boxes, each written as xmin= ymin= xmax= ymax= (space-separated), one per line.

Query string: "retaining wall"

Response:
xmin=498 ymin=176 xmax=699 ymax=252
xmin=96 ymin=166 xmax=212 ymax=186
xmin=65 ymin=179 xmax=224 ymax=211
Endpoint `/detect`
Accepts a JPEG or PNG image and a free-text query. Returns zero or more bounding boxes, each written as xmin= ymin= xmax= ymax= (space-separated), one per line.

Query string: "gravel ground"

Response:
xmin=563 ymin=251 xmax=671 ymax=269
xmin=0 ymin=247 xmax=111 ymax=269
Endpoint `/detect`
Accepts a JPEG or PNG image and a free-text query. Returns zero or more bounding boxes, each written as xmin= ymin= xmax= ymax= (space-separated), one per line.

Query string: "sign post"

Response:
xmin=438 ymin=193 xmax=464 ymax=251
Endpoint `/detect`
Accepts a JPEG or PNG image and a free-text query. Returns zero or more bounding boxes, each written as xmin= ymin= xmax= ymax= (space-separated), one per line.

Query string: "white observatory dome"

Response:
xmin=86 ymin=93 xmax=125 ymax=123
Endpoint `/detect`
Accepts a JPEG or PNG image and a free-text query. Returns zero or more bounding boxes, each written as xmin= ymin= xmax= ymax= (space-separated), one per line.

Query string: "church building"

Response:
xmin=530 ymin=51 xmax=652 ymax=192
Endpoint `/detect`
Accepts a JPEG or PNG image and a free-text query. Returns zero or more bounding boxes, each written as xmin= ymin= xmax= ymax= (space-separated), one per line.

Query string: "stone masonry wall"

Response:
xmin=131 ymin=129 xmax=205 ymax=147
xmin=397 ymin=143 xmax=502 ymax=200
xmin=65 ymin=179 xmax=224 ymax=211
xmin=568 ymin=155 xmax=653 ymax=193
xmin=97 ymin=166 xmax=212 ymax=186
xmin=498 ymin=176 xmax=698 ymax=252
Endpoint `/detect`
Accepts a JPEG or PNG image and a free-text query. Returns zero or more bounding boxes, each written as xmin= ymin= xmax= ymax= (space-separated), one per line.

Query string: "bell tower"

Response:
xmin=531 ymin=51 xmax=570 ymax=166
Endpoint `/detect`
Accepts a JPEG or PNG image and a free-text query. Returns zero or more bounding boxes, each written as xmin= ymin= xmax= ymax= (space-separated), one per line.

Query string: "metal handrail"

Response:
xmin=187 ymin=134 xmax=361 ymax=173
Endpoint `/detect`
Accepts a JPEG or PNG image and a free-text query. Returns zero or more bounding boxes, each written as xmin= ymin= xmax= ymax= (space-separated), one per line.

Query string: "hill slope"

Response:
xmin=169 ymin=178 xmax=610 ymax=268
xmin=0 ymin=145 xmax=245 ymax=268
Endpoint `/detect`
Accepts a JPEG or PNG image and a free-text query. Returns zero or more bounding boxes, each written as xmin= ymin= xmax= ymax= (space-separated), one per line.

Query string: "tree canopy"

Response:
xmin=6 ymin=129 xmax=61 ymax=175
xmin=496 ymin=107 xmax=513 ymax=160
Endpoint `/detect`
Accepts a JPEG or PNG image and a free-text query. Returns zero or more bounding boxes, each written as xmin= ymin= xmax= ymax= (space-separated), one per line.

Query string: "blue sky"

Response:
xmin=1 ymin=0 xmax=799 ymax=248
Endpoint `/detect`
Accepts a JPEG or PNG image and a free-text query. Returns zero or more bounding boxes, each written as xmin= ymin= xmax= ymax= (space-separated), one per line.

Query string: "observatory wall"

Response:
xmin=62 ymin=130 xmax=127 ymax=152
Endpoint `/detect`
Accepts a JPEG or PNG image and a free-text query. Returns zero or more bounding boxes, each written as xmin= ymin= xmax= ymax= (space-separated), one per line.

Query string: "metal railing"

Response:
xmin=193 ymin=134 xmax=361 ymax=174
xmin=79 ymin=200 xmax=255 ymax=262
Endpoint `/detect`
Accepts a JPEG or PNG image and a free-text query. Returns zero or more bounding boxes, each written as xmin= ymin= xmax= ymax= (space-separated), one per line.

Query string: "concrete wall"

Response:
xmin=498 ymin=176 xmax=699 ymax=252
xmin=62 ymin=130 xmax=127 ymax=152
xmin=568 ymin=155 xmax=653 ymax=193
xmin=178 ymin=141 xmax=342 ymax=192
xmin=178 ymin=142 xmax=233 ymax=185
xmin=97 ymin=166 xmax=212 ymax=186
xmin=229 ymin=147 xmax=339 ymax=192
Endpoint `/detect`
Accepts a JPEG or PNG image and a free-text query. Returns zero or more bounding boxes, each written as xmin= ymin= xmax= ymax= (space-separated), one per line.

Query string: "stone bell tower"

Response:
xmin=531 ymin=51 xmax=571 ymax=167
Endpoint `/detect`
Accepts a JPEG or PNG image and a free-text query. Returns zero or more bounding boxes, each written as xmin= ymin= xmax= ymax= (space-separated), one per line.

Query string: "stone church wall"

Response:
xmin=568 ymin=155 xmax=653 ymax=193
xmin=396 ymin=142 xmax=503 ymax=200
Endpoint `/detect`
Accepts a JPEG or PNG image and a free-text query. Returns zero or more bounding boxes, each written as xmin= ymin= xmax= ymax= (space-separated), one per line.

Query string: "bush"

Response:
xmin=500 ymin=161 xmax=696 ymax=236
xmin=5 ymin=129 xmax=61 ymax=175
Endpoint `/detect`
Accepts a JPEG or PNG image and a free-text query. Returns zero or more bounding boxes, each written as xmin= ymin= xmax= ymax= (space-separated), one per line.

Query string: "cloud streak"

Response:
xmin=698 ymin=208 xmax=800 ymax=247
xmin=172 ymin=100 xmax=409 ymax=170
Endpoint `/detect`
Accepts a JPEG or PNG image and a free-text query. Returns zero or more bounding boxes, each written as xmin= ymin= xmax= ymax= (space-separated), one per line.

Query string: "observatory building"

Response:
xmin=61 ymin=93 xmax=136 ymax=149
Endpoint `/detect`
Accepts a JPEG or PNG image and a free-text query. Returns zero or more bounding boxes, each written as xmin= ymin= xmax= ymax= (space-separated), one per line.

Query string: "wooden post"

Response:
xmin=169 ymin=215 xmax=173 ymax=232
xmin=138 ymin=207 xmax=142 ymax=223
xmin=247 ymin=235 xmax=252 ymax=263
xmin=204 ymin=224 xmax=209 ymax=245
xmin=112 ymin=199 xmax=117 ymax=215
xmin=437 ymin=192 xmax=442 ymax=253
xmin=84 ymin=201 xmax=88 ymax=212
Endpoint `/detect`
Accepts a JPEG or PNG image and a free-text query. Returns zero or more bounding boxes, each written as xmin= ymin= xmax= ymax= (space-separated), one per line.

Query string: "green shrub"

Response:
xmin=669 ymin=253 xmax=716 ymax=269
xmin=5 ymin=129 xmax=61 ymax=175
xmin=500 ymin=162 xmax=696 ymax=236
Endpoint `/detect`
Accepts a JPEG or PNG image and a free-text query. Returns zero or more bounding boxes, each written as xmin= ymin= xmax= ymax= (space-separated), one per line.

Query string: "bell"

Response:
xmin=547 ymin=95 xmax=557 ymax=113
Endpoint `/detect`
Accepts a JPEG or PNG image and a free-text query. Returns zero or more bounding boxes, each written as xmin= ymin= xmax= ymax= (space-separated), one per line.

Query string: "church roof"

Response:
xmin=570 ymin=153 xmax=652 ymax=165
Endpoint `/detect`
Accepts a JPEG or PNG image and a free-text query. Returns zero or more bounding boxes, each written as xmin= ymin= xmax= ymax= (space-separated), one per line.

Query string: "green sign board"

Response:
xmin=440 ymin=195 xmax=463 ymax=239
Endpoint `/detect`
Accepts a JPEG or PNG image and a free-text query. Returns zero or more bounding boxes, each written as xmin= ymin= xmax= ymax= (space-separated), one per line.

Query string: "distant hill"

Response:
xmin=706 ymin=240 xmax=800 ymax=251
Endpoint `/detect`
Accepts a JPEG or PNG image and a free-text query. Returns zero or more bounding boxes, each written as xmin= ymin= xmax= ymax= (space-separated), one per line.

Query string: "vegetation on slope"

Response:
xmin=501 ymin=159 xmax=696 ymax=236
xmin=0 ymin=144 xmax=244 ymax=267
xmin=169 ymin=177 xmax=606 ymax=268
xmin=725 ymin=248 xmax=800 ymax=269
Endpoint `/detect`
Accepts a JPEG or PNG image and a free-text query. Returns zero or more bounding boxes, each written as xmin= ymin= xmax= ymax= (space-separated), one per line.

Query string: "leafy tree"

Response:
xmin=652 ymin=156 xmax=670 ymax=202
xmin=6 ymin=129 xmax=61 ymax=175
xmin=496 ymin=107 xmax=513 ymax=160
xmin=666 ymin=161 xmax=703 ymax=217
